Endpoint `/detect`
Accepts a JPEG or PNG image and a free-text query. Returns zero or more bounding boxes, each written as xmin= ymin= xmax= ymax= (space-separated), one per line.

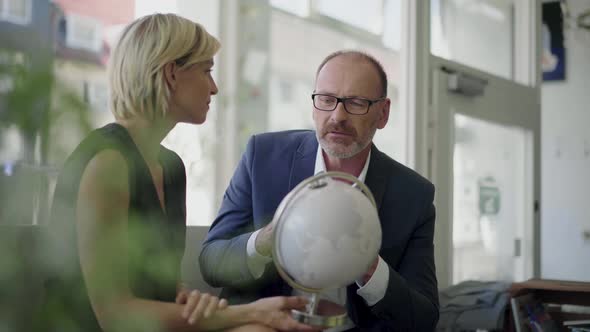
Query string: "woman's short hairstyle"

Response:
xmin=108 ymin=13 xmax=220 ymax=120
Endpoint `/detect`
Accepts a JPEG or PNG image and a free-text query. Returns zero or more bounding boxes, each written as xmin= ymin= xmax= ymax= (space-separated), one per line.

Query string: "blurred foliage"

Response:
xmin=0 ymin=58 xmax=92 ymax=164
xmin=0 ymin=55 xmax=94 ymax=227
xmin=0 ymin=212 xmax=181 ymax=331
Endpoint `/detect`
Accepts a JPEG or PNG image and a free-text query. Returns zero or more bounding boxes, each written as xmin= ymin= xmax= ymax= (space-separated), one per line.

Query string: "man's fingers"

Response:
xmin=203 ymin=296 xmax=219 ymax=318
xmin=218 ymin=298 xmax=228 ymax=309
xmin=182 ymin=290 xmax=200 ymax=319
xmin=277 ymin=314 xmax=320 ymax=332
xmin=189 ymin=293 xmax=210 ymax=324
xmin=279 ymin=296 xmax=309 ymax=310
xmin=176 ymin=291 xmax=189 ymax=304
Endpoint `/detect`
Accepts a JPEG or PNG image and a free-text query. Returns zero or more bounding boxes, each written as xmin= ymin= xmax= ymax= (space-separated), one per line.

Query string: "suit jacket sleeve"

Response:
xmin=349 ymin=183 xmax=439 ymax=331
xmin=199 ymin=136 xmax=265 ymax=290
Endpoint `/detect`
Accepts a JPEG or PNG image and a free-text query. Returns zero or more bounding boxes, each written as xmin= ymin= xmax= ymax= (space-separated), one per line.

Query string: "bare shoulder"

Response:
xmin=77 ymin=149 xmax=130 ymax=223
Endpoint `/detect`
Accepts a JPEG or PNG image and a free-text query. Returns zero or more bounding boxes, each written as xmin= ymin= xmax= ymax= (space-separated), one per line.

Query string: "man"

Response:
xmin=200 ymin=50 xmax=439 ymax=331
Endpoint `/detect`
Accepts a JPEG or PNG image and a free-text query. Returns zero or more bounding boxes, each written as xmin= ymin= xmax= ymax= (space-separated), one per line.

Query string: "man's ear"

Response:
xmin=377 ymin=98 xmax=391 ymax=129
xmin=163 ymin=62 xmax=177 ymax=91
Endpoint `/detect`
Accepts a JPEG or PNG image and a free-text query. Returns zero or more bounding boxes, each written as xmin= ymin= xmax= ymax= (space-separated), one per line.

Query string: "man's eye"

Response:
xmin=348 ymin=99 xmax=367 ymax=107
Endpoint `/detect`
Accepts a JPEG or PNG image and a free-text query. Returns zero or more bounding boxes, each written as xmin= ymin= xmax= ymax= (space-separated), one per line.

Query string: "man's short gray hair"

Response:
xmin=316 ymin=50 xmax=388 ymax=97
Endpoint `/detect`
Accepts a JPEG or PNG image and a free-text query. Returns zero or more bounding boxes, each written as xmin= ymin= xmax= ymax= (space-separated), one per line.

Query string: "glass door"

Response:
xmin=430 ymin=58 xmax=540 ymax=288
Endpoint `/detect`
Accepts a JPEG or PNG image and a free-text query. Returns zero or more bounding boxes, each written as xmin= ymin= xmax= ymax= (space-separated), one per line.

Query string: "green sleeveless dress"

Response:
xmin=40 ymin=123 xmax=186 ymax=331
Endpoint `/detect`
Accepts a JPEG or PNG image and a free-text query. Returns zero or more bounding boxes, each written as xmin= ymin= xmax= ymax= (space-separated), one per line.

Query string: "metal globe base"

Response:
xmin=290 ymin=293 xmax=349 ymax=328
xmin=271 ymin=171 xmax=379 ymax=329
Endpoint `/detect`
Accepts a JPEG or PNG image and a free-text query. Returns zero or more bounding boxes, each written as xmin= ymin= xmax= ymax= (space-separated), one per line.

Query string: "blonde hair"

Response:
xmin=108 ymin=13 xmax=220 ymax=120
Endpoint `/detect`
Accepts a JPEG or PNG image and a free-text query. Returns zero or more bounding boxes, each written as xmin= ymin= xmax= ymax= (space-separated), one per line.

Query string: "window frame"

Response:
xmin=0 ymin=0 xmax=32 ymax=25
xmin=65 ymin=13 xmax=103 ymax=52
xmin=83 ymin=80 xmax=108 ymax=112
xmin=313 ymin=0 xmax=385 ymax=36
xmin=269 ymin=0 xmax=389 ymax=48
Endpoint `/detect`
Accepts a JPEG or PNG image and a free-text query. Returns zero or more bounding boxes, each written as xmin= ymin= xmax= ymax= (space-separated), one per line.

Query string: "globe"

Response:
xmin=272 ymin=172 xmax=382 ymax=292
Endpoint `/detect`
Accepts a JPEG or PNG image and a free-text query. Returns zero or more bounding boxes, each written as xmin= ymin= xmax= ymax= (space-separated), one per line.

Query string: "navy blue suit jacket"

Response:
xmin=200 ymin=130 xmax=439 ymax=331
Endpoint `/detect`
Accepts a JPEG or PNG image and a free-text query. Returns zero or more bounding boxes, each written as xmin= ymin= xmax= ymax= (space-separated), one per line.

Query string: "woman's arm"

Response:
xmin=76 ymin=150 xmax=315 ymax=332
xmin=75 ymin=150 xmax=241 ymax=331
xmin=184 ymin=295 xmax=317 ymax=331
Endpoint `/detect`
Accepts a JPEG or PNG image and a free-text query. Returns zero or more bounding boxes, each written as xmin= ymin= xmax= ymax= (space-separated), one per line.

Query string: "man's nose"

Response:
xmin=330 ymin=101 xmax=349 ymax=122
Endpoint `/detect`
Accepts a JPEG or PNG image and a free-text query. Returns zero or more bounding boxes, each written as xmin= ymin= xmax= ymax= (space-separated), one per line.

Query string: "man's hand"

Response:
xmin=249 ymin=296 xmax=320 ymax=331
xmin=175 ymin=287 xmax=191 ymax=305
xmin=255 ymin=222 xmax=275 ymax=257
xmin=359 ymin=257 xmax=379 ymax=286
xmin=182 ymin=290 xmax=228 ymax=325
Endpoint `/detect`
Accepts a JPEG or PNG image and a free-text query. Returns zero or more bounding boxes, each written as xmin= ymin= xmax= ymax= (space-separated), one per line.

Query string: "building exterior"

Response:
xmin=52 ymin=0 xmax=134 ymax=126
xmin=0 ymin=0 xmax=134 ymax=164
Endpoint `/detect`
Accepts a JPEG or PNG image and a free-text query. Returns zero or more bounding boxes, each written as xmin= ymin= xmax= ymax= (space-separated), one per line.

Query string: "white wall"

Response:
xmin=541 ymin=0 xmax=590 ymax=281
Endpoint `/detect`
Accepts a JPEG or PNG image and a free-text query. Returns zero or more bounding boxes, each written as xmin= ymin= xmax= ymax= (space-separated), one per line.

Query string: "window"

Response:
xmin=0 ymin=0 xmax=32 ymax=25
xmin=267 ymin=4 xmax=407 ymax=163
xmin=0 ymin=49 xmax=25 ymax=66
xmin=270 ymin=0 xmax=310 ymax=17
xmin=0 ymin=74 xmax=14 ymax=93
xmin=0 ymin=50 xmax=25 ymax=94
xmin=83 ymin=81 xmax=108 ymax=112
xmin=66 ymin=14 xmax=103 ymax=52
xmin=431 ymin=0 xmax=514 ymax=79
xmin=270 ymin=0 xmax=397 ymax=43
xmin=382 ymin=0 xmax=402 ymax=50
xmin=316 ymin=0 xmax=384 ymax=35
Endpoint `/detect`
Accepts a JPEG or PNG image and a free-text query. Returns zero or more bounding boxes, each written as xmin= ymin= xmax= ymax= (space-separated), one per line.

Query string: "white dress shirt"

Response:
xmin=246 ymin=145 xmax=389 ymax=330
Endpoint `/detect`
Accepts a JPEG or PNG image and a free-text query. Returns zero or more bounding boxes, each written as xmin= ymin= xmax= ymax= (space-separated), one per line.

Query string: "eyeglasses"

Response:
xmin=311 ymin=93 xmax=385 ymax=115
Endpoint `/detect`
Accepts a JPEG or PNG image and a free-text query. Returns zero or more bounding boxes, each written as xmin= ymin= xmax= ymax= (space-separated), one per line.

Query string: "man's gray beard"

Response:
xmin=315 ymin=129 xmax=375 ymax=159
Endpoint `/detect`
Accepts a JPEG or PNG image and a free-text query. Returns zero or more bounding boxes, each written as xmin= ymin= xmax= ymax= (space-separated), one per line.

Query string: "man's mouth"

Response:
xmin=327 ymin=130 xmax=354 ymax=138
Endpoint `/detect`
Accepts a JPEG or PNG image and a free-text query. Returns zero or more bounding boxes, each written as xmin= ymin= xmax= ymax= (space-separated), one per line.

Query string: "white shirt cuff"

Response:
xmin=356 ymin=256 xmax=389 ymax=306
xmin=246 ymin=229 xmax=273 ymax=279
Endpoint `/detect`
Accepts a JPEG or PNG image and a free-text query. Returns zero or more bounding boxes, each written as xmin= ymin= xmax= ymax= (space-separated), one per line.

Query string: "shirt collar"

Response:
xmin=314 ymin=144 xmax=371 ymax=183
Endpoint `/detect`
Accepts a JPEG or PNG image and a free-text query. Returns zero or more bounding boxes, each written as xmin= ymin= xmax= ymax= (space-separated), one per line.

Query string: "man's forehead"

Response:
xmin=321 ymin=54 xmax=363 ymax=69
xmin=317 ymin=56 xmax=378 ymax=79
xmin=315 ymin=57 xmax=381 ymax=93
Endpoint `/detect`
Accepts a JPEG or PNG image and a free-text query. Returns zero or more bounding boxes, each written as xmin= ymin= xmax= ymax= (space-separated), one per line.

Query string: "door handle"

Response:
xmin=444 ymin=70 xmax=488 ymax=97
xmin=514 ymin=238 xmax=521 ymax=257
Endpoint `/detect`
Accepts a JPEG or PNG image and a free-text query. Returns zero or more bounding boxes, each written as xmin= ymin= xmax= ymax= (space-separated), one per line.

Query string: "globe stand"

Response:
xmin=271 ymin=172 xmax=378 ymax=329
xmin=290 ymin=293 xmax=348 ymax=327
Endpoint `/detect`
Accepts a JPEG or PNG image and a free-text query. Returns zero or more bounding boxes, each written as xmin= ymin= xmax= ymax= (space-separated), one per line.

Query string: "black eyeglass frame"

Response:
xmin=311 ymin=93 xmax=386 ymax=115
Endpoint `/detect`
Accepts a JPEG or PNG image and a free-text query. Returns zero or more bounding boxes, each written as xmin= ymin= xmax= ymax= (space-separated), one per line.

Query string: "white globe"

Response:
xmin=274 ymin=178 xmax=382 ymax=290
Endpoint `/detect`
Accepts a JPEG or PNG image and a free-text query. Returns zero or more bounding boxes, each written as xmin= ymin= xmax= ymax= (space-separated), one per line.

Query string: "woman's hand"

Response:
xmin=182 ymin=290 xmax=228 ymax=325
xmin=249 ymin=296 xmax=320 ymax=331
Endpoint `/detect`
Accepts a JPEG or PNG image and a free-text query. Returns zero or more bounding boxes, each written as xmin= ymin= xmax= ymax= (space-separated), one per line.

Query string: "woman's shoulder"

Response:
xmin=55 ymin=124 xmax=132 ymax=193
xmin=79 ymin=149 xmax=129 ymax=204
xmin=159 ymin=145 xmax=185 ymax=174
xmin=65 ymin=124 xmax=130 ymax=163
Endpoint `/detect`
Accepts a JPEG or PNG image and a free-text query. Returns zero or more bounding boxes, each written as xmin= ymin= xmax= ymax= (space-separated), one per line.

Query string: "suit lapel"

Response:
xmin=279 ymin=132 xmax=317 ymax=296
xmin=347 ymin=145 xmax=389 ymax=324
xmin=288 ymin=133 xmax=317 ymax=191
xmin=365 ymin=144 xmax=388 ymax=211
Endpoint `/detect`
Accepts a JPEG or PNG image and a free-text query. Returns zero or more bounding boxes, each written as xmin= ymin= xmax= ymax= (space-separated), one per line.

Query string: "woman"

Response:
xmin=43 ymin=13 xmax=314 ymax=332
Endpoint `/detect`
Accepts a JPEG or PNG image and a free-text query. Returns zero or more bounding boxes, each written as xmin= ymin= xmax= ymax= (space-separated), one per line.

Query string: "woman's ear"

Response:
xmin=164 ymin=62 xmax=177 ymax=91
